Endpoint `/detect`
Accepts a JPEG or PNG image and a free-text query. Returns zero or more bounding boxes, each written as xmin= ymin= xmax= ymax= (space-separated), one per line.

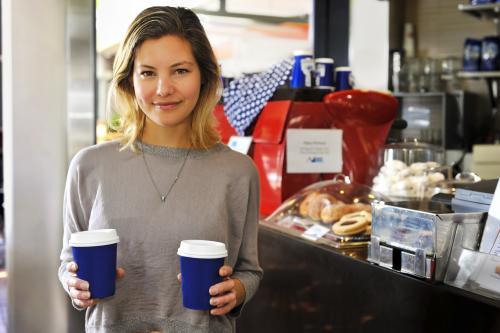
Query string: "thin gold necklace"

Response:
xmin=140 ymin=142 xmax=191 ymax=203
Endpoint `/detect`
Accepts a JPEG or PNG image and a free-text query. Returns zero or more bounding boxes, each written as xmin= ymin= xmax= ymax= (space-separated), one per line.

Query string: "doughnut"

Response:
xmin=321 ymin=203 xmax=371 ymax=224
xmin=332 ymin=213 xmax=370 ymax=236
xmin=299 ymin=192 xmax=319 ymax=217
xmin=307 ymin=193 xmax=336 ymax=221
xmin=339 ymin=210 xmax=372 ymax=223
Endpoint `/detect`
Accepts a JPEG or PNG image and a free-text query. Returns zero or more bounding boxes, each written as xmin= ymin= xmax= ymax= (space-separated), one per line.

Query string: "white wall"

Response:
xmin=2 ymin=0 xmax=69 ymax=332
xmin=349 ymin=0 xmax=389 ymax=91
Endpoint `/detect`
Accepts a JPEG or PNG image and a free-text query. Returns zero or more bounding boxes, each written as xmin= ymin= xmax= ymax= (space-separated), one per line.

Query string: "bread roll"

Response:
xmin=307 ymin=193 xmax=336 ymax=221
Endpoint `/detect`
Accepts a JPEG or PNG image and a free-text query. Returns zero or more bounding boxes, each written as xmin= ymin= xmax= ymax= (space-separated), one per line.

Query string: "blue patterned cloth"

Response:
xmin=223 ymin=58 xmax=293 ymax=135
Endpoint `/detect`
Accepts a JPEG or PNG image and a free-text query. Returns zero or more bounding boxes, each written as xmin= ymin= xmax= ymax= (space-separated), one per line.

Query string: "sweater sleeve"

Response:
xmin=58 ymin=152 xmax=91 ymax=303
xmin=230 ymin=161 xmax=263 ymax=314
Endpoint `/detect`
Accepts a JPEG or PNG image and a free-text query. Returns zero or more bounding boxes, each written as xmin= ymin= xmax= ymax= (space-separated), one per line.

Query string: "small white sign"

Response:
xmin=301 ymin=224 xmax=330 ymax=241
xmin=227 ymin=136 xmax=253 ymax=155
xmin=475 ymin=253 xmax=500 ymax=293
xmin=286 ymin=129 xmax=343 ymax=173
xmin=480 ymin=180 xmax=500 ymax=256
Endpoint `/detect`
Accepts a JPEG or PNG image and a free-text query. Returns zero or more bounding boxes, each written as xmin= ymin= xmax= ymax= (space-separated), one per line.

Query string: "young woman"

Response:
xmin=58 ymin=6 xmax=262 ymax=333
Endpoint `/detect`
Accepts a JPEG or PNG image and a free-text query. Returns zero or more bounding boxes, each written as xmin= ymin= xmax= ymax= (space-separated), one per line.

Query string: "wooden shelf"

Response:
xmin=457 ymin=70 xmax=500 ymax=79
xmin=458 ymin=3 xmax=500 ymax=20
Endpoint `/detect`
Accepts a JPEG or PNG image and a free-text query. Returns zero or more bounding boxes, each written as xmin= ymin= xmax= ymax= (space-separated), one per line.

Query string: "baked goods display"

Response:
xmin=372 ymin=159 xmax=447 ymax=199
xmin=264 ymin=177 xmax=387 ymax=247
xmin=298 ymin=191 xmax=373 ymax=236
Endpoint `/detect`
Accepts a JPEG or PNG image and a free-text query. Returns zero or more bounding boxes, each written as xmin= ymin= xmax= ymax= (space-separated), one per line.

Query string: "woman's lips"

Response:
xmin=154 ymin=101 xmax=180 ymax=111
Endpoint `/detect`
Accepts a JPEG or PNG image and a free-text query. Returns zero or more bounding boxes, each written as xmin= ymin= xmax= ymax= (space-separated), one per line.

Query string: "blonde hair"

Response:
xmin=107 ymin=6 xmax=221 ymax=150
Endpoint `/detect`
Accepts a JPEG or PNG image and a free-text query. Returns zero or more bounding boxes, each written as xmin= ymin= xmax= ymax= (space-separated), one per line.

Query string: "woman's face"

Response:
xmin=132 ymin=35 xmax=202 ymax=136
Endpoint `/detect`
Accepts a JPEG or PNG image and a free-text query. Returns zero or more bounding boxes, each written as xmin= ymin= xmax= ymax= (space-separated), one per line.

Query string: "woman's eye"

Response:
xmin=175 ymin=68 xmax=189 ymax=75
xmin=140 ymin=71 xmax=155 ymax=77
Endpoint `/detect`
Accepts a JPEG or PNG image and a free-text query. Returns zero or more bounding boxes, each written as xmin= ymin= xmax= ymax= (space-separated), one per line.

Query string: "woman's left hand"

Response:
xmin=209 ymin=265 xmax=246 ymax=315
xmin=177 ymin=265 xmax=246 ymax=315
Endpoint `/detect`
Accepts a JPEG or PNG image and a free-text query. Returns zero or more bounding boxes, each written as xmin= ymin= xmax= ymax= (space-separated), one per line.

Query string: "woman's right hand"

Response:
xmin=66 ymin=261 xmax=94 ymax=308
xmin=66 ymin=261 xmax=125 ymax=308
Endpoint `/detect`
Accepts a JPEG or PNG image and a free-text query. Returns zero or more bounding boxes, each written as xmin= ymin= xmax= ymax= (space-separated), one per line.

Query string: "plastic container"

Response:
xmin=263 ymin=175 xmax=387 ymax=248
xmin=373 ymin=139 xmax=450 ymax=200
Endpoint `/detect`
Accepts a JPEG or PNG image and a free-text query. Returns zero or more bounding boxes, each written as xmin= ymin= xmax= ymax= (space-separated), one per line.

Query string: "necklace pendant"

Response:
xmin=161 ymin=195 xmax=166 ymax=202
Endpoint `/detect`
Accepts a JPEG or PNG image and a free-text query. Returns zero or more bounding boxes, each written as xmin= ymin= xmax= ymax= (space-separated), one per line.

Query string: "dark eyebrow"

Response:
xmin=136 ymin=64 xmax=156 ymax=69
xmin=136 ymin=61 xmax=194 ymax=69
xmin=171 ymin=61 xmax=195 ymax=67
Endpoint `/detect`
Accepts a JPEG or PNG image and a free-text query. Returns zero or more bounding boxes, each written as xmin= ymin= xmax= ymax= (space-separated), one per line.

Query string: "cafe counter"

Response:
xmin=236 ymin=224 xmax=500 ymax=333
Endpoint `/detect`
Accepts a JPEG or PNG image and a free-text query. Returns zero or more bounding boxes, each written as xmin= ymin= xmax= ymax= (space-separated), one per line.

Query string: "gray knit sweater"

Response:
xmin=58 ymin=140 xmax=262 ymax=333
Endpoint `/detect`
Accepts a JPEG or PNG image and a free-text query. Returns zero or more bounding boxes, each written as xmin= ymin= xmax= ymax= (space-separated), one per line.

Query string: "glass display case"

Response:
xmin=263 ymin=176 xmax=387 ymax=248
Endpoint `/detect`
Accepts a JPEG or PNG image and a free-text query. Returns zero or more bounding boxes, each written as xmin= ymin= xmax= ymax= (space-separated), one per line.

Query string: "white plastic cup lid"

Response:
xmin=69 ymin=229 xmax=120 ymax=247
xmin=293 ymin=50 xmax=313 ymax=57
xmin=177 ymin=240 xmax=228 ymax=259
xmin=335 ymin=66 xmax=351 ymax=72
xmin=315 ymin=58 xmax=334 ymax=64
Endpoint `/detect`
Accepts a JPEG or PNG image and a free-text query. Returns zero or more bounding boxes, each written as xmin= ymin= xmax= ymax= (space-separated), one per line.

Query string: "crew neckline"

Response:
xmin=135 ymin=141 xmax=225 ymax=159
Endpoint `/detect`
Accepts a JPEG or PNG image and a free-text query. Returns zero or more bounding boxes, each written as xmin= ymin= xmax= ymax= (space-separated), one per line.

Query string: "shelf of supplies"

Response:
xmin=458 ymin=3 xmax=500 ymax=19
xmin=457 ymin=71 xmax=500 ymax=79
xmin=393 ymin=92 xmax=446 ymax=97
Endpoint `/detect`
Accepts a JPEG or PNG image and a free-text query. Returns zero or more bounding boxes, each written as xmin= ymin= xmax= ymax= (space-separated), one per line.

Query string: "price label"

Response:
xmin=227 ymin=136 xmax=253 ymax=155
xmin=301 ymin=224 xmax=330 ymax=241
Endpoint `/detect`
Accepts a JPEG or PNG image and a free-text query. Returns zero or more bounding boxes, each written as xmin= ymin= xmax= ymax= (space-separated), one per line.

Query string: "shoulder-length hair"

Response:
xmin=107 ymin=6 xmax=221 ymax=150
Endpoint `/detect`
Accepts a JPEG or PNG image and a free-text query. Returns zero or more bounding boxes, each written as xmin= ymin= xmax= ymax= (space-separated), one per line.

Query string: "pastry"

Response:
xmin=299 ymin=192 xmax=319 ymax=217
xmin=307 ymin=193 xmax=336 ymax=221
xmin=320 ymin=203 xmax=346 ymax=223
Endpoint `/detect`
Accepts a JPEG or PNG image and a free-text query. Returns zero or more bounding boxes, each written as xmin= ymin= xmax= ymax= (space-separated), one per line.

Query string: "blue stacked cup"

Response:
xmin=291 ymin=50 xmax=314 ymax=88
xmin=481 ymin=36 xmax=500 ymax=71
xmin=470 ymin=0 xmax=495 ymax=4
xmin=335 ymin=66 xmax=354 ymax=91
xmin=463 ymin=38 xmax=482 ymax=71
xmin=178 ymin=240 xmax=228 ymax=310
xmin=70 ymin=229 xmax=120 ymax=299
xmin=314 ymin=58 xmax=335 ymax=89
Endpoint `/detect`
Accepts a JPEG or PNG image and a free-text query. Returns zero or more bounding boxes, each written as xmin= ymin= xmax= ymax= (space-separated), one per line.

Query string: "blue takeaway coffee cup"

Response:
xmin=314 ymin=58 xmax=335 ymax=89
xmin=463 ymin=38 xmax=482 ymax=71
xmin=335 ymin=66 xmax=354 ymax=91
xmin=69 ymin=229 xmax=119 ymax=299
xmin=178 ymin=240 xmax=228 ymax=310
xmin=481 ymin=36 xmax=500 ymax=71
xmin=291 ymin=50 xmax=314 ymax=88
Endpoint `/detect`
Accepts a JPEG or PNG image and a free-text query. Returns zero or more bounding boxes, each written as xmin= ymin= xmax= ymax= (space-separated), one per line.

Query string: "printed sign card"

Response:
xmin=286 ymin=129 xmax=343 ymax=173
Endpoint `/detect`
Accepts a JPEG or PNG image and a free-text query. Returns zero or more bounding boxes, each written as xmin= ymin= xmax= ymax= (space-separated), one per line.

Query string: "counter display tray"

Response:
xmin=262 ymin=216 xmax=370 ymax=249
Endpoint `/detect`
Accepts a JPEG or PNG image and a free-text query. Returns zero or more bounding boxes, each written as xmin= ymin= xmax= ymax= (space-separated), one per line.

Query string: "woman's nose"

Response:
xmin=156 ymin=78 xmax=174 ymax=97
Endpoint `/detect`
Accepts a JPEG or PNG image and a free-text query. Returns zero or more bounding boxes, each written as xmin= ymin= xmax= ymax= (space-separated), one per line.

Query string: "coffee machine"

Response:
xmin=215 ymin=88 xmax=398 ymax=215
